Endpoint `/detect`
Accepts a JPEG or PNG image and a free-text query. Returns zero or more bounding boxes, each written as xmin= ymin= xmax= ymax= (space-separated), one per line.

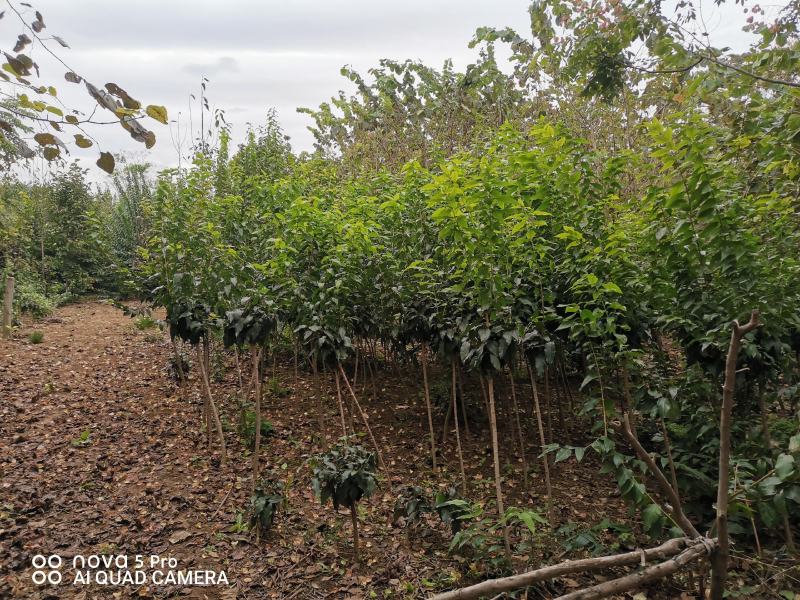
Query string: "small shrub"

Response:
xmin=311 ymin=440 xmax=377 ymax=562
xmin=13 ymin=277 xmax=55 ymax=319
xmin=134 ymin=315 xmax=157 ymax=330
xmin=29 ymin=331 xmax=44 ymax=344
xmin=168 ymin=351 xmax=190 ymax=381
xmin=447 ymin=502 xmax=511 ymax=573
xmin=240 ymin=409 xmax=274 ymax=449
xmin=435 ymin=487 xmax=474 ymax=534
xmin=249 ymin=478 xmax=284 ymax=537
xmin=393 ymin=485 xmax=432 ymax=526
xmin=267 ymin=376 xmax=291 ymax=397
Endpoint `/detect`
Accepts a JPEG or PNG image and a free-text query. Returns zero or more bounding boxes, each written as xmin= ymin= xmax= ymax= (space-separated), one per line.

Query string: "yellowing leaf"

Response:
xmin=33 ymin=132 xmax=57 ymax=146
xmin=74 ymin=134 xmax=92 ymax=148
xmin=96 ymin=151 xmax=115 ymax=174
xmin=145 ymin=104 xmax=168 ymax=124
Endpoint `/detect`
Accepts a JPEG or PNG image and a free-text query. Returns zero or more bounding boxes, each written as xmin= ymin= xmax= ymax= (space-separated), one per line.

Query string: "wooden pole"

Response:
xmin=431 ymin=537 xmax=710 ymax=600
xmin=2 ymin=275 xmax=13 ymax=338
xmin=451 ymin=357 xmax=467 ymax=494
xmin=710 ymin=310 xmax=760 ymax=600
xmin=485 ymin=374 xmax=512 ymax=559
xmin=421 ymin=346 xmax=437 ymax=470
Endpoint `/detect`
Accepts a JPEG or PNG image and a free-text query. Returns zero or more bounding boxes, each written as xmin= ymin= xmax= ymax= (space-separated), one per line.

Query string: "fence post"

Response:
xmin=2 ymin=275 xmax=13 ymax=338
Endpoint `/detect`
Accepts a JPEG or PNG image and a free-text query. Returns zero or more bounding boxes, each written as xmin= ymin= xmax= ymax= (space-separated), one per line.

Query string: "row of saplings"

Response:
xmin=162 ymin=303 xmax=528 ymax=567
xmin=249 ymin=437 xmax=527 ymax=565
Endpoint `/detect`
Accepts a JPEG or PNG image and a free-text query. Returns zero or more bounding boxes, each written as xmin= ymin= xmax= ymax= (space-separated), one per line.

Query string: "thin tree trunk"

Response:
xmin=293 ymin=335 xmax=299 ymax=386
xmin=782 ymin=510 xmax=797 ymax=554
xmin=251 ymin=346 xmax=263 ymax=488
xmin=350 ymin=503 xmax=360 ymax=564
xmin=457 ymin=364 xmax=470 ymax=435
xmin=234 ymin=346 xmax=244 ymax=391
xmin=421 ymin=346 xmax=437 ymax=470
xmin=659 ymin=417 xmax=680 ymax=495
xmin=442 ymin=385 xmax=453 ymax=445
xmin=311 ymin=353 xmax=326 ymax=436
xmin=2 ymin=275 xmax=13 ymax=338
xmin=197 ymin=342 xmax=228 ymax=465
xmin=353 ymin=347 xmax=360 ymax=388
xmin=508 ymin=369 xmax=528 ymax=489
xmin=451 ymin=357 xmax=467 ymax=494
xmin=559 ymin=354 xmax=574 ymax=415
xmin=710 ymin=310 xmax=760 ymax=600
xmin=335 ymin=369 xmax=348 ymax=437
xmin=527 ymin=359 xmax=553 ymax=524
xmin=756 ymin=383 xmax=772 ymax=447
xmin=338 ymin=362 xmax=386 ymax=471
xmin=544 ymin=366 xmax=553 ymax=445
xmin=171 ymin=337 xmax=187 ymax=399
xmin=485 ymin=374 xmax=511 ymax=559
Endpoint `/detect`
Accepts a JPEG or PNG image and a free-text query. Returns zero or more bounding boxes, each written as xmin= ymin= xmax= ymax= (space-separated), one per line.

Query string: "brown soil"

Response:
xmin=1 ymin=301 xmax=646 ymax=599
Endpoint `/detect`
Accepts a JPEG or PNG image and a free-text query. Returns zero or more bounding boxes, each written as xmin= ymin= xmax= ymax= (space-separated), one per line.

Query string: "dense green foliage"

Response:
xmin=138 ymin=0 xmax=800 ymax=562
xmin=1 ymin=162 xmax=152 ymax=319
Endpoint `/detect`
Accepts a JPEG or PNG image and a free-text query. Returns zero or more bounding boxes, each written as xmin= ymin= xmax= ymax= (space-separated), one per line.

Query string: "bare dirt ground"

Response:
xmin=1 ymin=301 xmax=641 ymax=599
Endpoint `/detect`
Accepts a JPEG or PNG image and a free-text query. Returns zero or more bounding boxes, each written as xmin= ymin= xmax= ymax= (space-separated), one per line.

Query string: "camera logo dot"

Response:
xmin=32 ymin=554 xmax=62 ymax=585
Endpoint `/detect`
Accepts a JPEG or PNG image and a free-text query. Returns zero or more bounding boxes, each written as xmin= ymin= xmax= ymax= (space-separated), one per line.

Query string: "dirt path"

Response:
xmin=0 ymin=301 xmax=631 ymax=599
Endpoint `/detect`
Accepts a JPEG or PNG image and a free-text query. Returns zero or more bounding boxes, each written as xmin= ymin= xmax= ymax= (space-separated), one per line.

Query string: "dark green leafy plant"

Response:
xmin=393 ymin=485 xmax=432 ymax=526
xmin=249 ymin=477 xmax=283 ymax=537
xmin=311 ymin=440 xmax=377 ymax=562
xmin=240 ymin=410 xmax=274 ymax=450
xmin=434 ymin=487 xmax=475 ymax=535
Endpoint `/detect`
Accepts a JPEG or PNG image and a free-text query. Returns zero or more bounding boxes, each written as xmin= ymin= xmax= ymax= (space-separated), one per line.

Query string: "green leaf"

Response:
xmin=555 ymin=447 xmax=572 ymax=463
xmin=642 ymin=503 xmax=662 ymax=532
xmin=580 ymin=373 xmax=597 ymax=390
xmin=775 ymin=454 xmax=795 ymax=480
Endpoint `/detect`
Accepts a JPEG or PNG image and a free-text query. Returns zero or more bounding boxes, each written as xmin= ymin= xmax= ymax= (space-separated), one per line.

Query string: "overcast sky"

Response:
xmin=5 ymin=0 xmax=782 ymax=183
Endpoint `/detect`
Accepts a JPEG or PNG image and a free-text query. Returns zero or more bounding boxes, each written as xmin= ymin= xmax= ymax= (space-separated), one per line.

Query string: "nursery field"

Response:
xmin=1 ymin=301 xmax=634 ymax=599
xmin=1 ymin=0 xmax=800 ymax=598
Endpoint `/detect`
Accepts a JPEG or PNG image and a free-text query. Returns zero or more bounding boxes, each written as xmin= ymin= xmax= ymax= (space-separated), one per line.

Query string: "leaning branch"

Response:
xmin=618 ymin=413 xmax=701 ymax=539
xmin=710 ymin=310 xmax=760 ymax=600
xmin=429 ymin=537 xmax=694 ymax=600
xmin=554 ymin=538 xmax=717 ymax=600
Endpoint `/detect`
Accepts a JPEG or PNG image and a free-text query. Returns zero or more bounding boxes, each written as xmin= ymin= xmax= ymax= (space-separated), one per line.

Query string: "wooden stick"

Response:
xmin=619 ymin=413 xmax=700 ymax=539
xmin=2 ymin=275 xmax=13 ymax=338
xmin=421 ymin=346 xmax=437 ymax=470
xmin=338 ymin=362 xmax=386 ymax=471
xmin=555 ymin=539 xmax=716 ymax=600
xmin=451 ymin=357 xmax=467 ymax=494
xmin=430 ymin=537 xmax=703 ymax=600
xmin=710 ymin=309 xmax=760 ymax=600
